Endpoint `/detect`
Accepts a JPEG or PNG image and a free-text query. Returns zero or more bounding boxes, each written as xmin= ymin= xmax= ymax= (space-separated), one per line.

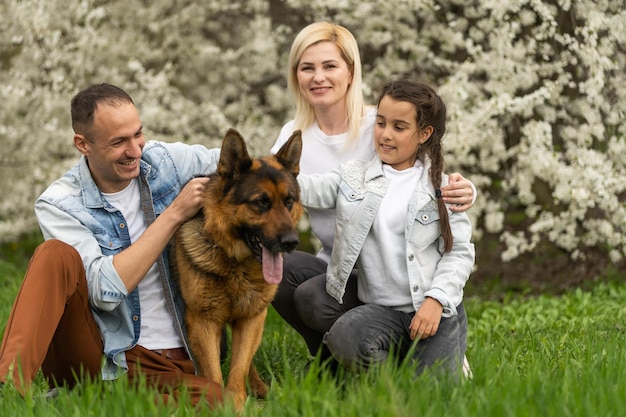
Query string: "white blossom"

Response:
xmin=0 ymin=0 xmax=623 ymax=266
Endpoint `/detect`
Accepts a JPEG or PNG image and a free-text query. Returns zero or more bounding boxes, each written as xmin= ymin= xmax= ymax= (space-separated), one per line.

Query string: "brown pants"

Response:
xmin=0 ymin=239 xmax=223 ymax=406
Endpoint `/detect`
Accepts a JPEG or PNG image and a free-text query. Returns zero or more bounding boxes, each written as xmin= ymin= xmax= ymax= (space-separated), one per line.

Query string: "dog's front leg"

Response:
xmin=187 ymin=312 xmax=224 ymax=386
xmin=227 ymin=309 xmax=268 ymax=409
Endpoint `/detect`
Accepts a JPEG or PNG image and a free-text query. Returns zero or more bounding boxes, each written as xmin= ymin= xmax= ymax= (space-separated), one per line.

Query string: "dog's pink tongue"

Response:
xmin=262 ymin=246 xmax=283 ymax=285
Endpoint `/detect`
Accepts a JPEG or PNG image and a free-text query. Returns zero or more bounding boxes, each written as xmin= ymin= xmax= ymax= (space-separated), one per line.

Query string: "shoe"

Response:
xmin=462 ymin=356 xmax=473 ymax=379
xmin=42 ymin=387 xmax=60 ymax=400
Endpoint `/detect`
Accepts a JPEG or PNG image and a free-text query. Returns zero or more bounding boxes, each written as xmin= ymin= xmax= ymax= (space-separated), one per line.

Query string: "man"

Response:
xmin=0 ymin=83 xmax=224 ymax=405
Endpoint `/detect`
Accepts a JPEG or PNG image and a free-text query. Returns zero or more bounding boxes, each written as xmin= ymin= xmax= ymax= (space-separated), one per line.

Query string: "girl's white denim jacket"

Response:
xmin=35 ymin=140 xmax=220 ymax=380
xmin=298 ymin=157 xmax=475 ymax=317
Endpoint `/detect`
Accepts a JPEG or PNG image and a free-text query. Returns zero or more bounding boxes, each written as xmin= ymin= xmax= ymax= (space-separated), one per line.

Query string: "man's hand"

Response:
xmin=409 ymin=297 xmax=443 ymax=341
xmin=441 ymin=173 xmax=474 ymax=212
xmin=165 ymin=177 xmax=211 ymax=225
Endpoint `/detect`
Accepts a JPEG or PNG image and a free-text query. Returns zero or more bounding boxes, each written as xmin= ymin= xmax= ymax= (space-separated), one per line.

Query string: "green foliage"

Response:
xmin=2 ymin=249 xmax=626 ymax=416
xmin=0 ymin=234 xmax=41 ymax=327
xmin=0 ymin=233 xmax=42 ymax=268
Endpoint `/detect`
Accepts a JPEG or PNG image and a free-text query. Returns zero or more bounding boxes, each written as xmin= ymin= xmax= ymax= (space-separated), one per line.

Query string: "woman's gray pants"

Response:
xmin=271 ymin=251 xmax=468 ymax=375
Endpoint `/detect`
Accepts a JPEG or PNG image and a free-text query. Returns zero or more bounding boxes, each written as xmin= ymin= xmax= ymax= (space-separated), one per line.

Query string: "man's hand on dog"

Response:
xmin=168 ymin=177 xmax=210 ymax=225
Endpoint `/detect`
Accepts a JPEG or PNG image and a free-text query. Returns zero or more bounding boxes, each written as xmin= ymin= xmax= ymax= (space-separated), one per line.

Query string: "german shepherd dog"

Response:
xmin=170 ymin=128 xmax=302 ymax=409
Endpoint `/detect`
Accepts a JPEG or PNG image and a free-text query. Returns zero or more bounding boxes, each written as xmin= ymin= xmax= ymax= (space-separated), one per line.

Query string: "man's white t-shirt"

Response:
xmin=103 ymin=178 xmax=182 ymax=350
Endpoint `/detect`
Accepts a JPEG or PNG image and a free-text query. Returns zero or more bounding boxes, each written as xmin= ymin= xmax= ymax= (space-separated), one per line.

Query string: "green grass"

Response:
xmin=1 ymin=243 xmax=625 ymax=416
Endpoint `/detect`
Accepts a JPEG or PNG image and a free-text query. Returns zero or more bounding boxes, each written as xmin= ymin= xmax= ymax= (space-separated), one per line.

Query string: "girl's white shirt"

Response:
xmin=358 ymin=163 xmax=421 ymax=313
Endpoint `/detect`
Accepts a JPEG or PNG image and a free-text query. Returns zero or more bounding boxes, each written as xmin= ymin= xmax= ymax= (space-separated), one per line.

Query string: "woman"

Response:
xmin=270 ymin=22 xmax=474 ymax=372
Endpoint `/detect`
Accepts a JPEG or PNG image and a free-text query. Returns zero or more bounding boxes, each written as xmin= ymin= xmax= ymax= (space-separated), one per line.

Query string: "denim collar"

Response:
xmin=78 ymin=155 xmax=153 ymax=209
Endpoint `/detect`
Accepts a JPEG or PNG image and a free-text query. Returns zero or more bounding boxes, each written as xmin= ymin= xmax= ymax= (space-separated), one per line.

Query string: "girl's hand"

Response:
xmin=409 ymin=297 xmax=443 ymax=340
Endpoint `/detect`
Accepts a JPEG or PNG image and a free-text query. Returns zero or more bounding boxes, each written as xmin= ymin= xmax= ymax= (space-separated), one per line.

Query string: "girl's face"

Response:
xmin=374 ymin=95 xmax=432 ymax=171
xmin=296 ymin=41 xmax=353 ymax=113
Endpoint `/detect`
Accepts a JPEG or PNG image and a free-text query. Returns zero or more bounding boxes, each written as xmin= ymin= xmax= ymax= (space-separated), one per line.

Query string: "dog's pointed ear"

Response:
xmin=218 ymin=128 xmax=252 ymax=180
xmin=275 ymin=130 xmax=302 ymax=177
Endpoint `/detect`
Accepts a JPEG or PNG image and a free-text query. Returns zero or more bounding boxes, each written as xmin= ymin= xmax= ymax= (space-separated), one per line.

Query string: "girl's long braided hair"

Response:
xmin=376 ymin=80 xmax=452 ymax=252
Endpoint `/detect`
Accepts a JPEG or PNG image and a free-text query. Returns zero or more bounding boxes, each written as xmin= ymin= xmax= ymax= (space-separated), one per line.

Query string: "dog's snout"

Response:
xmin=280 ymin=232 xmax=299 ymax=252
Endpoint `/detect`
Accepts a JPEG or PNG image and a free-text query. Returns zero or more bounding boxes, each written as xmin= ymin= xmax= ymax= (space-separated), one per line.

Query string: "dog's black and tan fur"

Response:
xmin=170 ymin=128 xmax=302 ymax=409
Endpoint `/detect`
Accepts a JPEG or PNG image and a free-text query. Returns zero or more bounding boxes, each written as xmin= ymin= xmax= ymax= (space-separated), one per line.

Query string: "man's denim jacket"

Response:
xmin=35 ymin=140 xmax=220 ymax=380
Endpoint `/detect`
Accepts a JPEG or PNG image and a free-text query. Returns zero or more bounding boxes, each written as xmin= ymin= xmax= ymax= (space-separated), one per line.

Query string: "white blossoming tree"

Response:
xmin=1 ymin=0 xmax=624 ymax=282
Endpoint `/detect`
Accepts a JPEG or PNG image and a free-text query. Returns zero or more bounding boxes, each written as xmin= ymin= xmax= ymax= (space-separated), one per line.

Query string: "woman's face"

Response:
xmin=296 ymin=41 xmax=353 ymax=112
xmin=374 ymin=95 xmax=432 ymax=171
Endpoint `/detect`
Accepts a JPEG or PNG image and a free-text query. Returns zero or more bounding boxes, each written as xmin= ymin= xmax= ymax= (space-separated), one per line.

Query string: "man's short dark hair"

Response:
xmin=71 ymin=83 xmax=134 ymax=135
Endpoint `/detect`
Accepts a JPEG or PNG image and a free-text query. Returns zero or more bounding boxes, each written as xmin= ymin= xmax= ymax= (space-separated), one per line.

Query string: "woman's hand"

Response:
xmin=442 ymin=173 xmax=474 ymax=212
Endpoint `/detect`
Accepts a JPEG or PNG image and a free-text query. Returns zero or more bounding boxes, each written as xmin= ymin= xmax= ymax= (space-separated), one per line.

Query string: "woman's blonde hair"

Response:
xmin=287 ymin=21 xmax=365 ymax=141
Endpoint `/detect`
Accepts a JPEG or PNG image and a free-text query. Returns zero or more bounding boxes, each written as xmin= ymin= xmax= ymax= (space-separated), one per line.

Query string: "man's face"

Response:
xmin=74 ymin=102 xmax=145 ymax=193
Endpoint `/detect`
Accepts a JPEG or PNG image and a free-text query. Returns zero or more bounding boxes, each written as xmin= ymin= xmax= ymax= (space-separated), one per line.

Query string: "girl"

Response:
xmin=297 ymin=80 xmax=474 ymax=376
